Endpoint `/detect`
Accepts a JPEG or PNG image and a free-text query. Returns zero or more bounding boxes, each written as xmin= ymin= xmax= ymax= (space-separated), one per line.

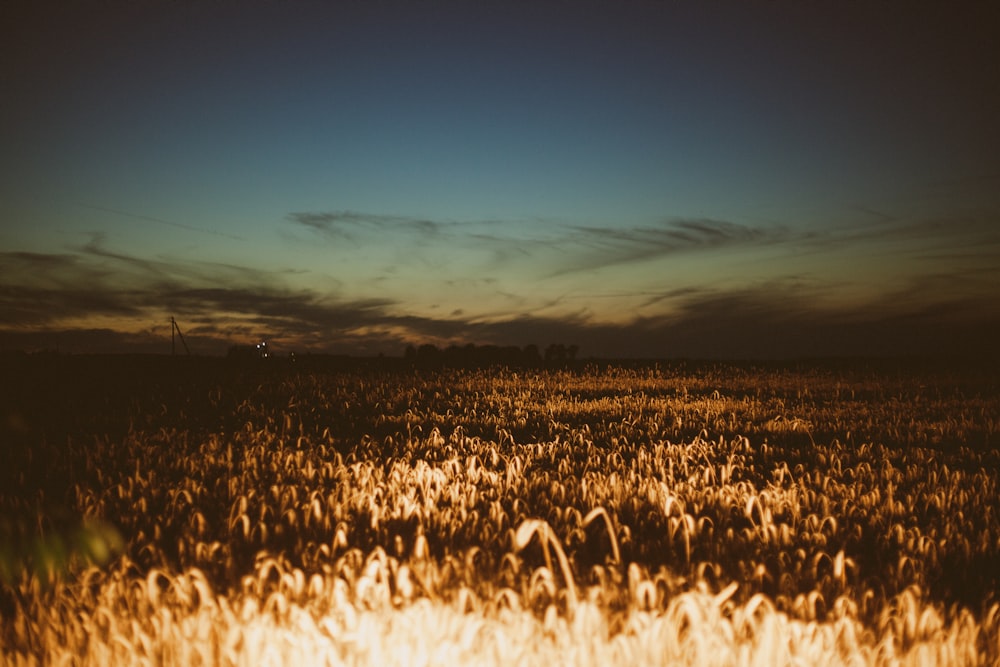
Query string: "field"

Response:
xmin=2 ymin=354 xmax=1000 ymax=666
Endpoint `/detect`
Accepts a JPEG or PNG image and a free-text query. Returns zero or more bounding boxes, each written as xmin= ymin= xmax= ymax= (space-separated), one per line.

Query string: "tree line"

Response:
xmin=403 ymin=343 xmax=579 ymax=367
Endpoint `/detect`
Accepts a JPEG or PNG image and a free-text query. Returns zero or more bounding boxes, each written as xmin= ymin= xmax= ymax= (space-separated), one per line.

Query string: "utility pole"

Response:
xmin=171 ymin=317 xmax=190 ymax=356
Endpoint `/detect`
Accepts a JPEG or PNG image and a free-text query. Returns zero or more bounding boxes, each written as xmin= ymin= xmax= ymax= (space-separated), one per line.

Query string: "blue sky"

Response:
xmin=2 ymin=1 xmax=999 ymax=358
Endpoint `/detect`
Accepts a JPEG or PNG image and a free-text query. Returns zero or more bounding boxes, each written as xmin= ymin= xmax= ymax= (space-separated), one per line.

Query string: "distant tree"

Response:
xmin=499 ymin=346 xmax=521 ymax=365
xmin=523 ymin=344 xmax=541 ymax=365
xmin=404 ymin=342 xmax=551 ymax=368
xmin=544 ymin=343 xmax=566 ymax=363
xmin=543 ymin=343 xmax=579 ymax=366
xmin=415 ymin=344 xmax=439 ymax=366
xmin=416 ymin=344 xmax=440 ymax=363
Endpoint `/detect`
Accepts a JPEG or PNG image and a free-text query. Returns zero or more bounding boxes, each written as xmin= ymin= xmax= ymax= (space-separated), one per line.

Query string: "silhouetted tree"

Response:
xmin=523 ymin=344 xmax=541 ymax=364
xmin=403 ymin=342 xmax=554 ymax=368
xmin=543 ymin=343 xmax=579 ymax=366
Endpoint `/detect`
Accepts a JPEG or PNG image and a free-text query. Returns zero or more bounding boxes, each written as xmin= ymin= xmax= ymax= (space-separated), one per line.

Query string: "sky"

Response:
xmin=2 ymin=0 xmax=999 ymax=359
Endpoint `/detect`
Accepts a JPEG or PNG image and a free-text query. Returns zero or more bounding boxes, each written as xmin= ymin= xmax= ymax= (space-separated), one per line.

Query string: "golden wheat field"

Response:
xmin=2 ymin=354 xmax=999 ymax=666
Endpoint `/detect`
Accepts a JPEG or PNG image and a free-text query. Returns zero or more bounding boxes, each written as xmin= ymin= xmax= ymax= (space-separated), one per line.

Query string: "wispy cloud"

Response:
xmin=793 ymin=211 xmax=1000 ymax=256
xmin=0 ymin=250 xmax=144 ymax=324
xmin=287 ymin=210 xmax=445 ymax=245
xmin=547 ymin=217 xmax=787 ymax=275
xmin=285 ymin=210 xmax=789 ymax=276
xmin=0 ymin=284 xmax=145 ymax=326
xmin=0 ymin=243 xmax=404 ymax=353
xmin=4 ymin=239 xmax=997 ymax=358
xmin=78 ymin=204 xmax=246 ymax=241
xmin=4 ymin=205 xmax=999 ymax=358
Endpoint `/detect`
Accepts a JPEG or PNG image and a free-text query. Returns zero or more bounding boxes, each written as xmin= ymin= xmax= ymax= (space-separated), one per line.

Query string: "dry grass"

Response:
xmin=2 ymin=358 xmax=999 ymax=665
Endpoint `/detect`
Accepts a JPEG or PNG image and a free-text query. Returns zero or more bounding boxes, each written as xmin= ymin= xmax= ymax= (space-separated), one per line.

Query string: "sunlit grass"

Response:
xmin=2 ymin=359 xmax=999 ymax=665
xmin=6 ymin=556 xmax=991 ymax=666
